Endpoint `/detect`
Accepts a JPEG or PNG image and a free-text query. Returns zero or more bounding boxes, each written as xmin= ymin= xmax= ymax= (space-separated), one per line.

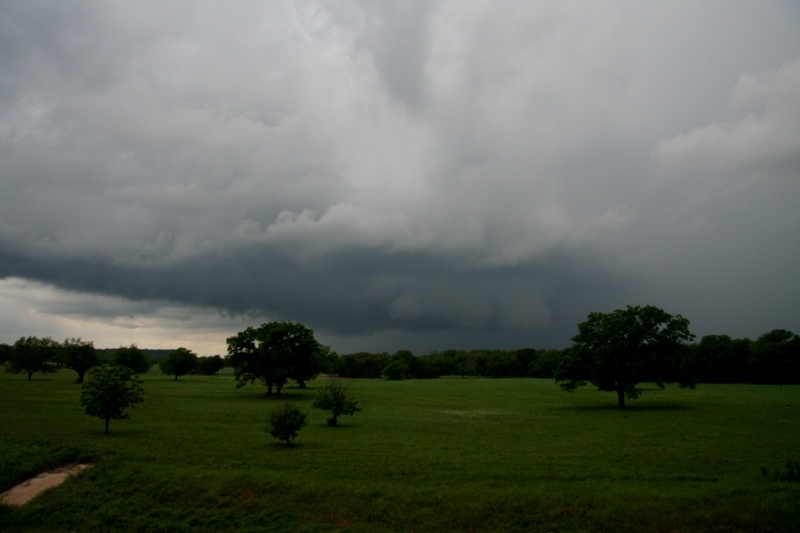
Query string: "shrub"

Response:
xmin=267 ymin=404 xmax=307 ymax=446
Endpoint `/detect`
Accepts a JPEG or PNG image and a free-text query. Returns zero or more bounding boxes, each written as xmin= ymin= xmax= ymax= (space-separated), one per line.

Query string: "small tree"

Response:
xmin=159 ymin=347 xmax=199 ymax=380
xmin=81 ymin=364 xmax=144 ymax=433
xmin=312 ymin=379 xmax=361 ymax=426
xmin=7 ymin=336 xmax=61 ymax=380
xmin=114 ymin=344 xmax=152 ymax=375
xmin=267 ymin=404 xmax=307 ymax=446
xmin=62 ymin=338 xmax=99 ymax=383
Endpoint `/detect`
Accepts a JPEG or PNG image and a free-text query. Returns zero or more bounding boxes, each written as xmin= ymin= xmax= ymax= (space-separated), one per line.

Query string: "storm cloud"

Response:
xmin=1 ymin=1 xmax=799 ymax=354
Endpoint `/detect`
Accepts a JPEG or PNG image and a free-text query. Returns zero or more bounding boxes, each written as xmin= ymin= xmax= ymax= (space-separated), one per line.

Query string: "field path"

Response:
xmin=0 ymin=465 xmax=91 ymax=506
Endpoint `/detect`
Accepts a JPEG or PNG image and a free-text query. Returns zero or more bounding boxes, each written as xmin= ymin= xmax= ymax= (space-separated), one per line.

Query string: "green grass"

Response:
xmin=1 ymin=369 xmax=799 ymax=531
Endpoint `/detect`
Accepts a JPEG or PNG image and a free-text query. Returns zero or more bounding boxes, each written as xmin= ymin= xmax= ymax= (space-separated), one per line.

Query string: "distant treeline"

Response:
xmin=3 ymin=328 xmax=797 ymax=385
xmin=324 ymin=329 xmax=800 ymax=385
xmin=321 ymin=348 xmax=562 ymax=380
xmin=96 ymin=348 xmax=175 ymax=363
xmin=684 ymin=329 xmax=799 ymax=384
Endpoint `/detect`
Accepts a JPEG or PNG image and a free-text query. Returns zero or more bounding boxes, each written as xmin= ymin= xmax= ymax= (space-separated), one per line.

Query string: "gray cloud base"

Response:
xmin=1 ymin=1 xmax=799 ymax=352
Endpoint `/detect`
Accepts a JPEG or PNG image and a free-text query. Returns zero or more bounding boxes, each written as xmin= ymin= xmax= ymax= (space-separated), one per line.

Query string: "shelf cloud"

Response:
xmin=1 ymin=1 xmax=798 ymax=354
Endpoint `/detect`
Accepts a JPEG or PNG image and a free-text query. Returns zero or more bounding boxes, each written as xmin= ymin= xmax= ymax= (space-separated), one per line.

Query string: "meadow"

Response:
xmin=1 ymin=369 xmax=799 ymax=531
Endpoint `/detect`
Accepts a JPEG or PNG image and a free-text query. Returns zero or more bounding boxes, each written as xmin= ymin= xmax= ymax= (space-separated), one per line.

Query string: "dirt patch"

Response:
xmin=0 ymin=464 xmax=91 ymax=506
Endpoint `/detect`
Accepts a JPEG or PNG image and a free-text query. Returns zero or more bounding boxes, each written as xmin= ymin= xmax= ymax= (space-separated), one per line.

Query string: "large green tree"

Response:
xmin=159 ymin=347 xmax=199 ymax=380
xmin=555 ymin=305 xmax=696 ymax=407
xmin=7 ymin=336 xmax=61 ymax=380
xmin=227 ymin=321 xmax=326 ymax=395
xmin=81 ymin=364 xmax=145 ymax=433
xmin=62 ymin=337 xmax=99 ymax=383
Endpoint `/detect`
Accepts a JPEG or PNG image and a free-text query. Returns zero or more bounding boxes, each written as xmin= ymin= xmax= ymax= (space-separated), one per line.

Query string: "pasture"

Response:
xmin=1 ymin=369 xmax=799 ymax=531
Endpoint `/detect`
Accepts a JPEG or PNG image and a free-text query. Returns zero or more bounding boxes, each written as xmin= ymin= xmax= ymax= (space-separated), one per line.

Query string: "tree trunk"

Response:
xmin=174 ymin=374 xmax=178 ymax=381
xmin=616 ymin=389 xmax=626 ymax=408
xmin=105 ymin=417 xmax=110 ymax=434
xmin=27 ymin=371 xmax=33 ymax=380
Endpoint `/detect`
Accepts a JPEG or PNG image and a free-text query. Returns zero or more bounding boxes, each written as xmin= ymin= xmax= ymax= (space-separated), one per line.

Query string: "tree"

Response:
xmin=267 ymin=403 xmax=307 ymax=445
xmin=686 ymin=334 xmax=751 ymax=383
xmin=159 ymin=347 xmax=199 ymax=380
xmin=312 ymin=379 xmax=361 ymax=426
xmin=7 ymin=336 xmax=61 ymax=380
xmin=80 ymin=364 xmax=144 ymax=433
xmin=749 ymin=329 xmax=800 ymax=384
xmin=555 ymin=305 xmax=696 ymax=407
xmin=516 ymin=348 xmax=539 ymax=376
xmin=0 ymin=343 xmax=12 ymax=364
xmin=339 ymin=352 xmax=391 ymax=378
xmin=113 ymin=344 xmax=152 ymax=375
xmin=197 ymin=355 xmax=226 ymax=375
xmin=317 ymin=350 xmax=341 ymax=376
xmin=382 ymin=359 xmax=408 ymax=380
xmin=528 ymin=349 xmax=564 ymax=378
xmin=62 ymin=338 xmax=99 ymax=383
xmin=227 ymin=321 xmax=326 ymax=395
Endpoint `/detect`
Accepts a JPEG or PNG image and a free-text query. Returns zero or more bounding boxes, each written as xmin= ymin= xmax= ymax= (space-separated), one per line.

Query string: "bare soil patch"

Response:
xmin=0 ymin=464 xmax=91 ymax=506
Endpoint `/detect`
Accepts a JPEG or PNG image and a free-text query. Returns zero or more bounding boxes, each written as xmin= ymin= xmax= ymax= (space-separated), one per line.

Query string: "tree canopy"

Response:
xmin=227 ymin=321 xmax=326 ymax=395
xmin=197 ymin=355 xmax=226 ymax=375
xmin=7 ymin=336 xmax=61 ymax=380
xmin=114 ymin=344 xmax=152 ymax=375
xmin=749 ymin=329 xmax=800 ymax=384
xmin=159 ymin=347 xmax=199 ymax=380
xmin=267 ymin=403 xmax=307 ymax=446
xmin=81 ymin=364 xmax=145 ymax=433
xmin=312 ymin=379 xmax=361 ymax=426
xmin=555 ymin=305 xmax=696 ymax=407
xmin=62 ymin=337 xmax=99 ymax=383
xmin=0 ymin=343 xmax=11 ymax=364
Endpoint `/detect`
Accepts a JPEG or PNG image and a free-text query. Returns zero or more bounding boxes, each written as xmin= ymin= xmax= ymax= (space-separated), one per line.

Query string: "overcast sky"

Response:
xmin=1 ymin=1 xmax=799 ymax=355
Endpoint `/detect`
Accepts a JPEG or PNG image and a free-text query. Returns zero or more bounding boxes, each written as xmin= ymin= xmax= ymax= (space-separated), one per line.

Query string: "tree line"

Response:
xmin=325 ymin=328 xmax=799 ymax=385
xmin=325 ymin=348 xmax=563 ymax=380
xmin=2 ymin=321 xmax=797 ymax=387
xmin=0 ymin=338 xmax=226 ymax=382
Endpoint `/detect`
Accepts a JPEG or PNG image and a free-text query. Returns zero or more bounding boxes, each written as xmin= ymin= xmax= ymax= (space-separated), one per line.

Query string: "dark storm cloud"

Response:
xmin=1 ymin=1 xmax=799 ymax=353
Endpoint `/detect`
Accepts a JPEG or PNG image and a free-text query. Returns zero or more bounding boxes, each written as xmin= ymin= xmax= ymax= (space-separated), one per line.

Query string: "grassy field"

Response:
xmin=1 ymin=369 xmax=799 ymax=531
